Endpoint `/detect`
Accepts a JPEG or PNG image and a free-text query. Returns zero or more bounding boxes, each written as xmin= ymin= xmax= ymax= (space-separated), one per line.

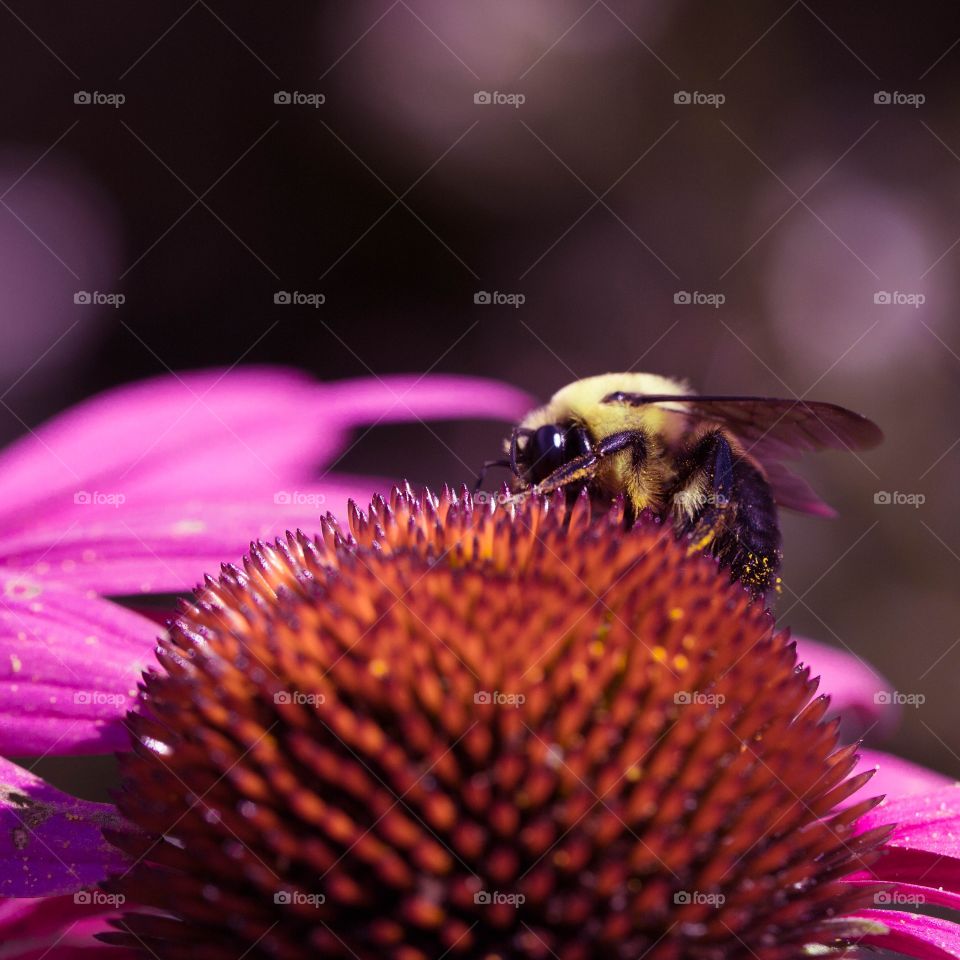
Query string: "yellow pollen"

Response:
xmin=625 ymin=765 xmax=641 ymax=782
xmin=652 ymin=646 xmax=667 ymax=663
xmin=668 ymin=607 xmax=684 ymax=621
xmin=369 ymin=659 xmax=389 ymax=678
xmin=588 ymin=640 xmax=605 ymax=658
xmin=673 ymin=653 xmax=689 ymax=671
xmin=571 ymin=663 xmax=587 ymax=681
xmin=9 ymin=654 xmax=21 ymax=674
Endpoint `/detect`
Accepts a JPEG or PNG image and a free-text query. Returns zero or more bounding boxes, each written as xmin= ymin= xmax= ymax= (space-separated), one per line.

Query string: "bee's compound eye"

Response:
xmin=565 ymin=425 xmax=592 ymax=459
xmin=529 ymin=425 xmax=566 ymax=482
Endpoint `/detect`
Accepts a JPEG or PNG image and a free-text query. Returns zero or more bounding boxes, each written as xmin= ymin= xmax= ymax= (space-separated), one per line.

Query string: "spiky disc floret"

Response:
xmin=102 ymin=486 xmax=888 ymax=960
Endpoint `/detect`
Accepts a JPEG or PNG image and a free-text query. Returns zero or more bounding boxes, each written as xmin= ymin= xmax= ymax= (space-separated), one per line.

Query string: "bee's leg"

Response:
xmin=532 ymin=431 xmax=646 ymax=496
xmin=673 ymin=431 xmax=782 ymax=596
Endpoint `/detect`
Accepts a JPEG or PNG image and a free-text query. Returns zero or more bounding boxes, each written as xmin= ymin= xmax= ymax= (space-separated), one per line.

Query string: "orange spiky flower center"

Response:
xmin=102 ymin=487 xmax=888 ymax=960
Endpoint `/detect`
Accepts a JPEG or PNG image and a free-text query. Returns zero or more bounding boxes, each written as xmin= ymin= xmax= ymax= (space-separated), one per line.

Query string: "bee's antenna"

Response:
xmin=473 ymin=458 xmax=511 ymax=493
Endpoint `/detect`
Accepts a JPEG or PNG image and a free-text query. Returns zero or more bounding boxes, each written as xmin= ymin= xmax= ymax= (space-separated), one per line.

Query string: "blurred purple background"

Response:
xmin=1 ymin=2 xmax=958 ymax=777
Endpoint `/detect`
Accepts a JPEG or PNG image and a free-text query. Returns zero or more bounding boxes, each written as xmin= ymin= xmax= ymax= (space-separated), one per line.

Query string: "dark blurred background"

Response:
xmin=1 ymin=2 xmax=958 ymax=777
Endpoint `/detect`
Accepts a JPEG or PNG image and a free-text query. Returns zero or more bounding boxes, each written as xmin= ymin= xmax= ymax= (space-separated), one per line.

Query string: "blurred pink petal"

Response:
xmin=0 ymin=896 xmax=136 ymax=959
xmin=842 ymin=748 xmax=953 ymax=809
xmin=0 ymin=369 xmax=534 ymax=526
xmin=0 ymin=574 xmax=157 ymax=756
xmin=794 ymin=635 xmax=897 ymax=736
xmin=849 ymin=911 xmax=960 ymax=960
xmin=0 ymin=756 xmax=130 ymax=897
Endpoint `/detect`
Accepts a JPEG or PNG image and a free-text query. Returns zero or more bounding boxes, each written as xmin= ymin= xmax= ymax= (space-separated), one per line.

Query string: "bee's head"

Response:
xmin=512 ymin=421 xmax=592 ymax=486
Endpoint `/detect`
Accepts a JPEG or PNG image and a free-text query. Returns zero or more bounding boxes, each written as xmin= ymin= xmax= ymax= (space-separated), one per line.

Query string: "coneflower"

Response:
xmin=85 ymin=488 xmax=960 ymax=960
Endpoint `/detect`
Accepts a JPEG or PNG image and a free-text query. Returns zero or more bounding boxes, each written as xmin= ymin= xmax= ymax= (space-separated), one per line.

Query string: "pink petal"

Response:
xmin=841 ymin=748 xmax=954 ymax=809
xmin=847 ymin=910 xmax=960 ymax=960
xmin=0 ymin=896 xmax=134 ymax=959
xmin=856 ymin=782 xmax=960 ymax=858
xmin=848 ymin=847 xmax=960 ymax=891
xmin=0 ymin=576 xmax=156 ymax=756
xmin=794 ymin=635 xmax=898 ymax=738
xmin=0 ymin=369 xmax=533 ymax=531
xmin=843 ymin=878 xmax=960 ymax=912
xmin=0 ymin=756 xmax=130 ymax=897
xmin=0 ymin=481 xmax=376 ymax=595
xmin=321 ymin=374 xmax=536 ymax=427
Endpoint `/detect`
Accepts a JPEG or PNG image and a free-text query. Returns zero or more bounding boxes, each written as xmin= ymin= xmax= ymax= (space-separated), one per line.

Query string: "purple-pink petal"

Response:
xmin=0 ymin=369 xmax=535 ymax=536
xmin=0 ymin=896 xmax=136 ymax=959
xmin=0 ymin=576 xmax=156 ymax=756
xmin=848 ymin=910 xmax=960 ymax=960
xmin=793 ymin=634 xmax=897 ymax=738
xmin=841 ymin=748 xmax=954 ymax=810
xmin=856 ymin=782 xmax=960 ymax=858
xmin=0 ymin=481 xmax=379 ymax=595
xmin=0 ymin=756 xmax=130 ymax=897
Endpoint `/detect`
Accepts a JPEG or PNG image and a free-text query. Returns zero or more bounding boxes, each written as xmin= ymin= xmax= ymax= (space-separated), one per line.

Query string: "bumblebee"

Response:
xmin=476 ymin=373 xmax=883 ymax=595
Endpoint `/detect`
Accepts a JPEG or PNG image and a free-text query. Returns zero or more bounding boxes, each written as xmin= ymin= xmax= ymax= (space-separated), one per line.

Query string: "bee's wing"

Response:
xmin=601 ymin=392 xmax=883 ymax=517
